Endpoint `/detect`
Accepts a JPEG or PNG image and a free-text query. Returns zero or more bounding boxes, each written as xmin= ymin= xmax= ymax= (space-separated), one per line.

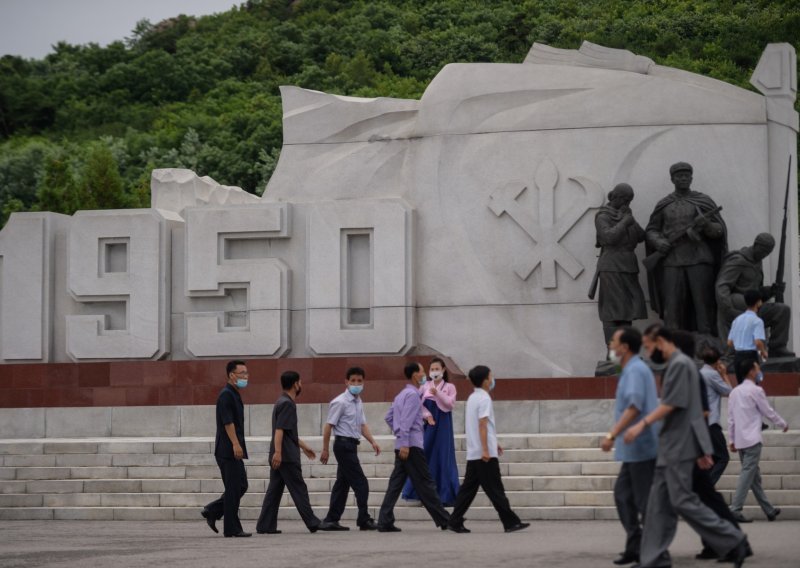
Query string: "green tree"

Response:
xmin=80 ymin=143 xmax=128 ymax=210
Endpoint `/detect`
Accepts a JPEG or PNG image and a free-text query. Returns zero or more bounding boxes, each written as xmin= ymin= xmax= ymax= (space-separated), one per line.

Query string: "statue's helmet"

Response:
xmin=669 ymin=162 xmax=693 ymax=176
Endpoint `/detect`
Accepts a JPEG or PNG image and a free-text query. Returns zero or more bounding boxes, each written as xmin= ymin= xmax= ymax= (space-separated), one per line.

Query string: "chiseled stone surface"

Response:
xmin=111 ymin=407 xmax=180 ymax=437
xmin=46 ymin=408 xmax=111 ymax=438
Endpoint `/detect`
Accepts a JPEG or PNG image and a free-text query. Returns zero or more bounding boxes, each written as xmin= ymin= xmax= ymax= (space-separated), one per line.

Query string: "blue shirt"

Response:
xmin=700 ymin=364 xmax=731 ymax=426
xmin=614 ymin=355 xmax=659 ymax=462
xmin=728 ymin=310 xmax=765 ymax=350
xmin=326 ymin=390 xmax=366 ymax=439
xmin=385 ymin=384 xmax=424 ymax=450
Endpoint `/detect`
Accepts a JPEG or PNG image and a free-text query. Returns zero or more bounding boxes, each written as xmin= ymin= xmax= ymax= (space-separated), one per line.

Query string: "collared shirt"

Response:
xmin=728 ymin=379 xmax=787 ymax=450
xmin=728 ymin=310 xmax=765 ymax=350
xmin=215 ymin=384 xmax=248 ymax=460
xmin=700 ymin=364 xmax=732 ymax=426
xmin=657 ymin=351 xmax=712 ymax=465
xmin=614 ymin=355 xmax=658 ymax=463
xmin=385 ymin=384 xmax=424 ymax=450
xmin=326 ymin=389 xmax=366 ymax=439
xmin=269 ymin=393 xmax=301 ymax=463
xmin=465 ymin=388 xmax=497 ymax=461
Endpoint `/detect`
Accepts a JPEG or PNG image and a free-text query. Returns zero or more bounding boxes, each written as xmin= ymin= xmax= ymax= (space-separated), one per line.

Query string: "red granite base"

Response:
xmin=1 ymin=357 xmax=798 ymax=407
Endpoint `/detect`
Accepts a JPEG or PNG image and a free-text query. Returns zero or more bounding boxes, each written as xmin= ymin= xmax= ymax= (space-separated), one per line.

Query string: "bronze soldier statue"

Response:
xmin=716 ymin=233 xmax=793 ymax=357
xmin=645 ymin=162 xmax=727 ymax=335
xmin=592 ymin=183 xmax=647 ymax=344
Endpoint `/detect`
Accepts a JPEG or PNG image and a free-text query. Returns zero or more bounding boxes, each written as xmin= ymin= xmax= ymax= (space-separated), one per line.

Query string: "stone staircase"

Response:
xmin=2 ymin=431 xmax=799 ymax=522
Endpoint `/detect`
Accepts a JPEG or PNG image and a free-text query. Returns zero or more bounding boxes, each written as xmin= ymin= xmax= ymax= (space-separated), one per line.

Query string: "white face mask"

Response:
xmin=430 ymin=371 xmax=443 ymax=381
xmin=608 ymin=348 xmax=622 ymax=365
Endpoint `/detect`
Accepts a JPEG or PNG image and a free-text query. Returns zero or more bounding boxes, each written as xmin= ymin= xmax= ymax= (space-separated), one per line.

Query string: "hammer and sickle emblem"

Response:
xmin=488 ymin=158 xmax=604 ymax=288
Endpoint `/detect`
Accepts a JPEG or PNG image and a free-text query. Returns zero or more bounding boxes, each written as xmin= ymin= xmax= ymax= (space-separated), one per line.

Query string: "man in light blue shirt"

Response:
xmin=601 ymin=327 xmax=659 ymax=565
xmin=727 ymin=289 xmax=767 ymax=383
xmin=699 ymin=346 xmax=735 ymax=485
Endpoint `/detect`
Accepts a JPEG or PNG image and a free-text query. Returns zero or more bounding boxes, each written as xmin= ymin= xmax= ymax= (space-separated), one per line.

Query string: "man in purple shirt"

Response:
xmin=377 ymin=362 xmax=451 ymax=532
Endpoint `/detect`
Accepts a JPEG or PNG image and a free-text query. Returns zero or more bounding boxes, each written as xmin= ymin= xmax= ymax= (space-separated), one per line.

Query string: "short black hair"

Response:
xmin=744 ymin=289 xmax=762 ymax=308
xmin=468 ymin=365 xmax=491 ymax=388
xmin=643 ymin=323 xmax=661 ymax=339
xmin=280 ymin=370 xmax=301 ymax=390
xmin=403 ymin=362 xmax=421 ymax=379
xmin=700 ymin=346 xmax=721 ymax=365
xmin=226 ymin=360 xmax=246 ymax=377
xmin=346 ymin=366 xmax=365 ymax=380
xmin=654 ymin=327 xmax=674 ymax=343
xmin=672 ymin=330 xmax=696 ymax=358
xmin=430 ymin=357 xmax=449 ymax=382
xmin=617 ymin=327 xmax=642 ymax=354
xmin=737 ymin=357 xmax=758 ymax=379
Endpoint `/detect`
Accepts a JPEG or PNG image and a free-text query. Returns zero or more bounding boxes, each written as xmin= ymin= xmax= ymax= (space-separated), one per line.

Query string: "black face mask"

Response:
xmin=649 ymin=348 xmax=665 ymax=365
xmin=295 ymin=385 xmax=302 ymax=398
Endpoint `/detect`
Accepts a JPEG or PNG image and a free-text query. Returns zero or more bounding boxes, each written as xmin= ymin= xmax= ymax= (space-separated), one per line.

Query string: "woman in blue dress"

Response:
xmin=402 ymin=357 xmax=460 ymax=506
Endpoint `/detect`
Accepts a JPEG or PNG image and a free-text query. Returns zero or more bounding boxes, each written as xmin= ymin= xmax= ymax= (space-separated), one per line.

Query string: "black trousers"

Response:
xmin=206 ymin=456 xmax=248 ymax=536
xmin=693 ymin=465 xmax=741 ymax=551
xmin=708 ymin=424 xmax=730 ymax=486
xmin=449 ymin=458 xmax=521 ymax=529
xmin=733 ymin=350 xmax=759 ymax=384
xmin=614 ymin=459 xmax=656 ymax=557
xmin=661 ymin=265 xmax=716 ymax=335
xmin=256 ymin=462 xmax=321 ymax=532
xmin=377 ymin=447 xmax=450 ymax=528
xmin=324 ymin=437 xmax=371 ymax=526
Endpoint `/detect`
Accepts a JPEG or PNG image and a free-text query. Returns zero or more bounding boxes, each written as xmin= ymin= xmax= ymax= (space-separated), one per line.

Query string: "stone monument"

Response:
xmin=0 ymin=41 xmax=797 ymax=379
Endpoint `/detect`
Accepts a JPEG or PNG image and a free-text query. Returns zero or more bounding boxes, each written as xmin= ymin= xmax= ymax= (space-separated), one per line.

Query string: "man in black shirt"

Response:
xmin=256 ymin=370 xmax=327 ymax=534
xmin=202 ymin=360 xmax=251 ymax=537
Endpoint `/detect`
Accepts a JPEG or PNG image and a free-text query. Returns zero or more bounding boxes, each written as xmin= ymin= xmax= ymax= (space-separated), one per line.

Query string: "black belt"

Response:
xmin=335 ymin=436 xmax=360 ymax=445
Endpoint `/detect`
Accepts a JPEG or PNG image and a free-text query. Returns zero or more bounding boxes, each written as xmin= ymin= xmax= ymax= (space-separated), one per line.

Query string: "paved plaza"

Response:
xmin=0 ymin=519 xmax=798 ymax=567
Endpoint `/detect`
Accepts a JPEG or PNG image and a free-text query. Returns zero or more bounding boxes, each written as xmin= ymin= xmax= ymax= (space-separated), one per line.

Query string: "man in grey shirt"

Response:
xmin=699 ymin=346 xmax=734 ymax=485
xmin=625 ymin=328 xmax=749 ymax=567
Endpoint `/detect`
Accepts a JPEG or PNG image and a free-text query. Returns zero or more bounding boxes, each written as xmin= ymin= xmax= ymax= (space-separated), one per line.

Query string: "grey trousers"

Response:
xmin=614 ymin=459 xmax=655 ymax=557
xmin=639 ymin=460 xmax=743 ymax=567
xmin=731 ymin=443 xmax=776 ymax=515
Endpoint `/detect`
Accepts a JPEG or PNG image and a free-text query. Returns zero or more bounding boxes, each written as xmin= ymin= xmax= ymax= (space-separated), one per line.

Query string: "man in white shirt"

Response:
xmin=446 ymin=365 xmax=529 ymax=534
xmin=728 ymin=358 xmax=789 ymax=523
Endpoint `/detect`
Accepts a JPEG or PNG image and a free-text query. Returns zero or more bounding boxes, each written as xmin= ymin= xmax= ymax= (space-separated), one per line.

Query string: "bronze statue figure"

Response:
xmin=716 ymin=233 xmax=794 ymax=358
xmin=591 ymin=183 xmax=647 ymax=344
xmin=645 ymin=162 xmax=727 ymax=335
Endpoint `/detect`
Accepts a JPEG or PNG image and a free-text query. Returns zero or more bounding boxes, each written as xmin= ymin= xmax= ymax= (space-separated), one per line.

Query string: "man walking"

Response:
xmin=318 ymin=366 xmax=382 ymax=531
xmin=446 ymin=365 xmax=529 ymax=534
xmin=202 ymin=360 xmax=251 ymax=538
xmin=727 ymin=290 xmax=768 ymax=384
xmin=600 ymin=328 xmax=658 ymax=565
xmin=728 ymin=358 xmax=789 ymax=523
xmin=625 ymin=328 xmax=749 ymax=568
xmin=699 ymin=346 xmax=735 ymax=485
xmin=377 ymin=362 xmax=451 ymax=532
xmin=256 ymin=371 xmax=328 ymax=534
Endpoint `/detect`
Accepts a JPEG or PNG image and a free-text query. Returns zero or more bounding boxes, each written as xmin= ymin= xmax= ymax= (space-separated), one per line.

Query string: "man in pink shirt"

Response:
xmin=728 ymin=358 xmax=789 ymax=523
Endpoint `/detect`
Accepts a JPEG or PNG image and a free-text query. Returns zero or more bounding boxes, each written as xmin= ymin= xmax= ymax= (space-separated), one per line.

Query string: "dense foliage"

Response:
xmin=1 ymin=0 xmax=799 ymax=226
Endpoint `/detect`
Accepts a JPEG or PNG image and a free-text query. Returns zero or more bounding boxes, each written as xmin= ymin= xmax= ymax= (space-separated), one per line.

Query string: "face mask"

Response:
xmin=295 ymin=385 xmax=302 ymax=397
xmin=430 ymin=371 xmax=443 ymax=381
xmin=608 ymin=349 xmax=622 ymax=365
xmin=649 ymin=348 xmax=665 ymax=365
xmin=489 ymin=377 xmax=496 ymax=391
xmin=235 ymin=379 xmax=248 ymax=389
xmin=755 ymin=372 xmax=764 ymax=384
xmin=348 ymin=385 xmax=363 ymax=396
xmin=419 ymin=375 xmax=427 ymax=386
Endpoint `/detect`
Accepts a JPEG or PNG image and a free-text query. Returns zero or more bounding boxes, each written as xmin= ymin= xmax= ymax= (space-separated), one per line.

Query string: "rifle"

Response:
xmin=587 ymin=268 xmax=599 ymax=300
xmin=642 ymin=205 xmax=723 ymax=272
xmin=774 ymin=154 xmax=792 ymax=304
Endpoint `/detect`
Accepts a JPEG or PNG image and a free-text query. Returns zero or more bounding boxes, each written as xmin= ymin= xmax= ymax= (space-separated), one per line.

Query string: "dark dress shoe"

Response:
xmin=767 ymin=507 xmax=781 ymax=521
xmin=256 ymin=529 xmax=282 ymax=534
xmin=447 ymin=524 xmax=471 ymax=534
xmin=359 ymin=520 xmax=377 ymax=531
xmin=613 ymin=552 xmax=639 ymax=564
xmin=224 ymin=531 xmax=252 ymax=537
xmin=319 ymin=521 xmax=350 ymax=531
xmin=200 ymin=509 xmax=218 ymax=534
xmin=377 ymin=524 xmax=402 ymax=532
xmin=730 ymin=512 xmax=752 ymax=523
xmin=504 ymin=522 xmax=530 ymax=533
xmin=695 ymin=547 xmax=718 ymax=560
xmin=718 ymin=536 xmax=750 ymax=567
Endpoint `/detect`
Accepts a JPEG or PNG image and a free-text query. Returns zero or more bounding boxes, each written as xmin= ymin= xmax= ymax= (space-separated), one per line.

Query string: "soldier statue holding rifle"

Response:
xmin=645 ymin=162 xmax=728 ymax=336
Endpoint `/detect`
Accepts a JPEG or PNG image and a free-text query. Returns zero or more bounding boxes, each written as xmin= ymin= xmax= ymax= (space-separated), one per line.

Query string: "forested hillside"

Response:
xmin=1 ymin=0 xmax=798 ymax=226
